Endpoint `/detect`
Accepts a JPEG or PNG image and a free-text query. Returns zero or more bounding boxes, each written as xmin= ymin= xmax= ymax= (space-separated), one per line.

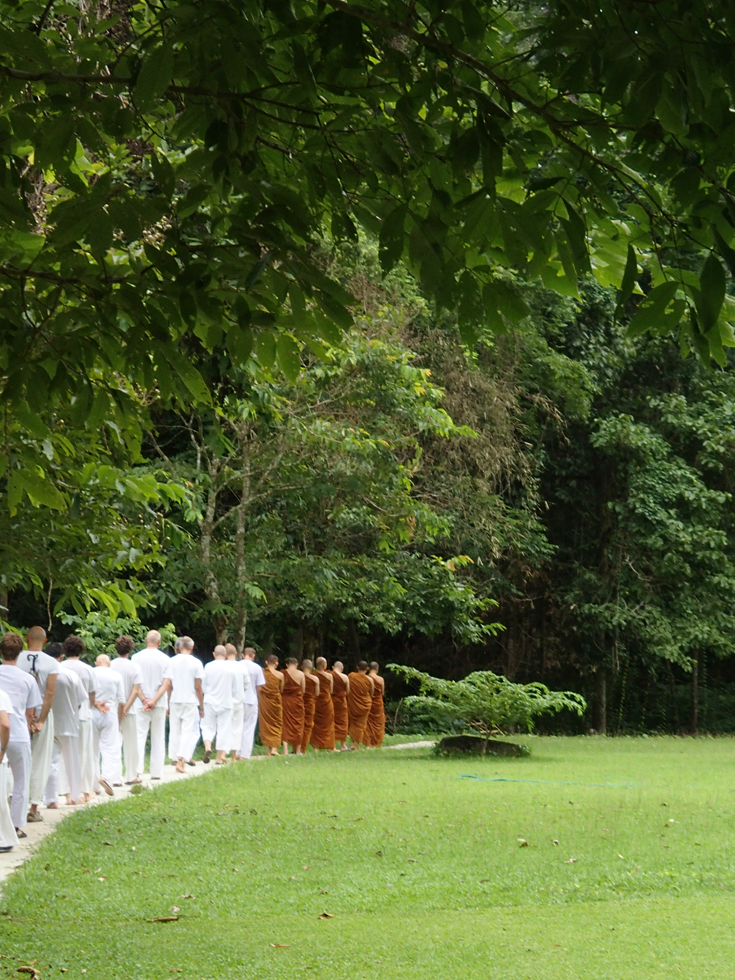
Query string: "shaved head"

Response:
xmin=96 ymin=654 xmax=110 ymax=667
xmin=266 ymin=654 xmax=279 ymax=665
xmin=213 ymin=644 xmax=227 ymax=659
xmin=316 ymin=657 xmax=327 ymax=669
xmin=26 ymin=626 xmax=46 ymax=649
xmin=225 ymin=643 xmax=238 ymax=660
xmin=146 ymin=630 xmax=161 ymax=647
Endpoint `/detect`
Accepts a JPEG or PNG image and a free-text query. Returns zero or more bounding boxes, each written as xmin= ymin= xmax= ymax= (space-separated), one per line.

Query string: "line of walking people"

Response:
xmin=0 ymin=626 xmax=387 ymax=853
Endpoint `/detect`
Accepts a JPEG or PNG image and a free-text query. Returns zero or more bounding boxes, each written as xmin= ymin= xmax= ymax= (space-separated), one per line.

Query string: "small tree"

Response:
xmin=388 ymin=664 xmax=586 ymax=735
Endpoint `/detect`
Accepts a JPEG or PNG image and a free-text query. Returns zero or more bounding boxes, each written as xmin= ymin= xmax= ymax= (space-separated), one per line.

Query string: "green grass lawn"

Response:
xmin=3 ymin=736 xmax=735 ymax=979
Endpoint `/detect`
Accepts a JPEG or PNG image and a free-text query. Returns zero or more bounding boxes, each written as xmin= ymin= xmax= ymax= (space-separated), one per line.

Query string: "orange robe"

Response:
xmin=310 ymin=670 xmax=335 ymax=750
xmin=281 ymin=670 xmax=305 ymax=745
xmin=257 ymin=670 xmax=282 ymax=748
xmin=365 ymin=677 xmax=385 ymax=747
xmin=330 ymin=670 xmax=348 ymax=742
xmin=300 ymin=673 xmax=318 ymax=753
xmin=347 ymin=672 xmax=373 ymax=745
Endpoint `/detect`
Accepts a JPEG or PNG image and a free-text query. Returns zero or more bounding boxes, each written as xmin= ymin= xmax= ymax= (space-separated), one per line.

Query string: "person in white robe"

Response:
xmin=17 ymin=626 xmax=58 ymax=823
xmin=0 ymin=688 xmax=18 ymax=851
xmin=0 ymin=632 xmax=42 ymax=834
xmin=42 ymin=642 xmax=84 ymax=807
xmin=239 ymin=648 xmax=266 ymax=759
xmin=164 ymin=636 xmax=204 ymax=773
xmin=110 ymin=635 xmax=143 ymax=784
xmin=61 ymin=636 xmax=96 ymax=801
xmin=201 ymin=645 xmax=239 ymax=765
xmin=92 ymin=654 xmax=124 ymax=796
xmin=225 ymin=644 xmax=247 ymax=762
xmin=131 ymin=631 xmax=170 ymax=780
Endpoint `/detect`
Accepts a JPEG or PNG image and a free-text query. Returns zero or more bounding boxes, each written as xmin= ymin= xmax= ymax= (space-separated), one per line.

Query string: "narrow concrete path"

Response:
xmin=0 ymin=740 xmax=436 ymax=890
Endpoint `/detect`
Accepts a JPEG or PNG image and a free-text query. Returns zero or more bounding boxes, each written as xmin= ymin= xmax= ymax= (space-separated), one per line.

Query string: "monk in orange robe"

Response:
xmin=300 ymin=660 xmax=319 ymax=754
xmin=330 ymin=661 xmax=350 ymax=750
xmin=257 ymin=655 xmax=284 ymax=756
xmin=281 ymin=657 xmax=305 ymax=755
xmin=365 ymin=662 xmax=386 ymax=748
xmin=347 ymin=661 xmax=374 ymax=748
xmin=311 ymin=657 xmax=335 ymax=751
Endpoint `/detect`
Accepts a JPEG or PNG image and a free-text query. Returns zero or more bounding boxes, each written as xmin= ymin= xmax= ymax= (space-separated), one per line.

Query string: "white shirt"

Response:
xmin=164 ymin=654 xmax=204 ymax=705
xmin=63 ymin=659 xmax=96 ymax=721
xmin=131 ymin=647 xmax=170 ymax=705
xmin=226 ymin=660 xmax=249 ymax=705
xmin=110 ymin=658 xmax=143 ymax=714
xmin=0 ymin=664 xmax=42 ymax=743
xmin=17 ymin=649 xmax=59 ymax=697
xmin=93 ymin=665 xmax=124 ymax=709
xmin=242 ymin=660 xmax=266 ymax=706
xmin=203 ymin=659 xmax=239 ymax=709
xmin=52 ymin=664 xmax=85 ymax=737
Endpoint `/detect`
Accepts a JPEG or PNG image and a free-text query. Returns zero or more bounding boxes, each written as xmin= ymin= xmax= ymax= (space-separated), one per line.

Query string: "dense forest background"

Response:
xmin=4 ymin=0 xmax=735 ymax=736
xmin=7 ymin=240 xmax=735 ymax=736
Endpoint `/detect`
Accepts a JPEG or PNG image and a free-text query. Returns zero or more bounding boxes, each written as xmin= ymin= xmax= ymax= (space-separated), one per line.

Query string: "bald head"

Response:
xmin=146 ymin=630 xmax=161 ymax=648
xmin=225 ymin=643 xmax=238 ymax=660
xmin=26 ymin=626 xmax=46 ymax=650
xmin=96 ymin=654 xmax=110 ymax=667
xmin=265 ymin=654 xmax=279 ymax=665
xmin=316 ymin=657 xmax=327 ymax=669
xmin=301 ymin=659 xmax=312 ymax=672
xmin=213 ymin=645 xmax=227 ymax=659
xmin=333 ymin=661 xmax=344 ymax=672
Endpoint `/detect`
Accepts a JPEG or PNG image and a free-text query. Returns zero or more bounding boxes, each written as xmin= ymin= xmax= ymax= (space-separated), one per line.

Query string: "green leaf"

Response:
xmin=696 ymin=253 xmax=726 ymax=331
xmin=615 ymin=244 xmax=638 ymax=316
xmin=276 ymin=334 xmax=301 ymax=382
xmin=135 ymin=45 xmax=175 ymax=113
xmin=255 ymin=331 xmax=276 ymax=371
xmin=627 ymin=281 xmax=680 ymax=336
xmin=379 ymin=205 xmax=408 ymax=274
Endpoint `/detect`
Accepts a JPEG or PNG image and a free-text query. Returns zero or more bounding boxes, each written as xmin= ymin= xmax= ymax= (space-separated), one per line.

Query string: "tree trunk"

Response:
xmin=233 ymin=424 xmax=251 ymax=654
xmin=595 ymin=669 xmax=607 ymax=734
xmin=200 ymin=460 xmax=227 ymax=644
xmin=690 ymin=652 xmax=699 ymax=736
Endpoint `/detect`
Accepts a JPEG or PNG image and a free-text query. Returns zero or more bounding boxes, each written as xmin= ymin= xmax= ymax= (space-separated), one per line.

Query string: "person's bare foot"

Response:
xmin=175 ymin=762 xmax=186 ymax=773
xmin=46 ymin=803 xmax=59 ymax=809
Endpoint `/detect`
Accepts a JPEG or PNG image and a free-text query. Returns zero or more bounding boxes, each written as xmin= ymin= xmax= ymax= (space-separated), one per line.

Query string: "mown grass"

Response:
xmin=3 ymin=736 xmax=735 ymax=979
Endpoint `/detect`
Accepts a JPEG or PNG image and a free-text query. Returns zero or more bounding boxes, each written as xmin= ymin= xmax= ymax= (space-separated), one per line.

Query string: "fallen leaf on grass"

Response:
xmin=17 ymin=968 xmax=40 ymax=977
xmin=374 ymin=851 xmax=382 ymax=857
xmin=169 ymin=906 xmax=180 ymax=913
xmin=618 ymin=854 xmax=624 ymax=860
xmin=517 ymin=839 xmax=529 ymax=847
xmin=179 ymin=894 xmax=195 ymax=899
xmin=552 ymin=840 xmax=559 ymax=846
xmin=97 ymin=877 xmax=107 ymax=881
xmin=149 ymin=915 xmax=179 ymax=923
xmin=564 ymin=858 xmax=577 ymax=864
xmin=271 ymin=944 xmax=290 ymax=948
xmin=302 ymin=865 xmax=310 ymax=871
xmin=317 ymin=912 xmax=335 ymax=919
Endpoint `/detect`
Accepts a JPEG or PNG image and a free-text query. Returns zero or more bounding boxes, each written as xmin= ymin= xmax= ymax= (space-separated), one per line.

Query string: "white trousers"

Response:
xmin=92 ymin=708 xmax=120 ymax=786
xmin=29 ymin=710 xmax=54 ymax=806
xmin=201 ymin=705 xmax=232 ymax=751
xmin=44 ymin=734 xmax=81 ymax=805
xmin=230 ymin=703 xmax=244 ymax=753
xmin=0 ymin=759 xmax=17 ymax=848
xmin=78 ymin=718 xmax=95 ymax=796
xmin=117 ymin=713 xmax=139 ymax=781
xmin=136 ymin=706 xmax=166 ymax=778
xmin=168 ymin=703 xmax=199 ymax=761
xmin=6 ymin=741 xmax=32 ymax=829
xmin=239 ymin=703 xmax=259 ymax=758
